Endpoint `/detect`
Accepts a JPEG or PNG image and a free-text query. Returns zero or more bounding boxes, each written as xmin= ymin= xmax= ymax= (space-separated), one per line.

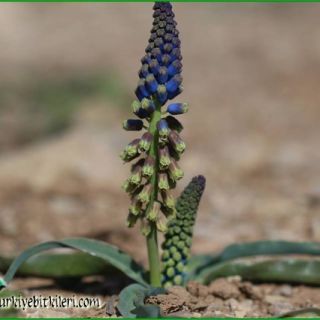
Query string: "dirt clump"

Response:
xmin=146 ymin=277 xmax=320 ymax=317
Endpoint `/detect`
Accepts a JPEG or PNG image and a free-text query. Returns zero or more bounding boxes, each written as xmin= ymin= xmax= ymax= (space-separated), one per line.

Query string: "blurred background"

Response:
xmin=0 ymin=3 xmax=319 ymax=266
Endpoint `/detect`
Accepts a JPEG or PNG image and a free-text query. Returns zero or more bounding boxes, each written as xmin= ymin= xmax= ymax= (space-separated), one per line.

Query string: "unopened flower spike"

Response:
xmin=121 ymin=1 xmax=187 ymax=287
xmin=161 ymin=176 xmax=206 ymax=288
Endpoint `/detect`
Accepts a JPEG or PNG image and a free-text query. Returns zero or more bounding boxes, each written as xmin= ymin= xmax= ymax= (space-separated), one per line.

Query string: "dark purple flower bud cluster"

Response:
xmin=137 ymin=2 xmax=183 ymax=106
xmin=121 ymin=2 xmax=188 ymax=235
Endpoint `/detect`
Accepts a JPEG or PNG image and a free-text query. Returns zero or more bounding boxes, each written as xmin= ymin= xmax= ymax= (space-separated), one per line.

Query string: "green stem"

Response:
xmin=146 ymin=99 xmax=162 ymax=287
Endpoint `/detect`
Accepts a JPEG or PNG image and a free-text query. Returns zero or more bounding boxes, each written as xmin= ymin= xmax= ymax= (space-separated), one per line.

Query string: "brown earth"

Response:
xmin=146 ymin=278 xmax=320 ymax=318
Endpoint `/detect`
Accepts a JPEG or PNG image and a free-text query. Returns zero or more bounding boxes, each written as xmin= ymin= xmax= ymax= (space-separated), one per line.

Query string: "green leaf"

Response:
xmin=195 ymin=259 xmax=320 ymax=285
xmin=279 ymin=308 xmax=320 ymax=318
xmin=0 ymin=238 xmax=147 ymax=288
xmin=117 ymin=283 xmax=164 ymax=318
xmin=188 ymin=240 xmax=320 ymax=279
xmin=0 ymin=252 xmax=121 ymax=279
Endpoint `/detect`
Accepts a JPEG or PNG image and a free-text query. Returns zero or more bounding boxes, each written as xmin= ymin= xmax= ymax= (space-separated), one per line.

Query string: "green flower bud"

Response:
xmin=159 ymin=146 xmax=171 ymax=169
xmin=168 ymin=130 xmax=186 ymax=154
xmin=158 ymin=173 xmax=170 ymax=190
xmin=173 ymin=275 xmax=183 ymax=286
xmin=161 ymin=191 xmax=176 ymax=210
xmin=164 ymin=281 xmax=173 ymax=289
xmin=139 ymin=132 xmax=153 ymax=152
xmin=122 ymin=180 xmax=139 ymax=194
xmin=156 ymin=214 xmax=168 ymax=233
xmin=129 ymin=163 xmax=142 ymax=185
xmin=137 ymin=184 xmax=152 ymax=204
xmin=140 ymin=219 xmax=151 ymax=236
xmin=176 ymin=262 xmax=185 ymax=273
xmin=127 ymin=213 xmax=138 ymax=228
xmin=169 ymin=246 xmax=178 ymax=254
xmin=141 ymin=98 xmax=155 ymax=114
xmin=129 ymin=198 xmax=142 ymax=216
xmin=142 ymin=156 xmax=155 ymax=178
xmin=120 ymin=138 xmax=141 ymax=162
xmin=172 ymin=251 xmax=182 ymax=262
xmin=131 ymin=100 xmax=141 ymax=114
xmin=147 ymin=201 xmax=160 ymax=221
xmin=177 ymin=241 xmax=185 ymax=250
xmin=162 ymin=250 xmax=170 ymax=260
xmin=166 ymin=267 xmax=175 ymax=278
xmin=168 ymin=159 xmax=184 ymax=182
xmin=166 ymin=259 xmax=175 ymax=267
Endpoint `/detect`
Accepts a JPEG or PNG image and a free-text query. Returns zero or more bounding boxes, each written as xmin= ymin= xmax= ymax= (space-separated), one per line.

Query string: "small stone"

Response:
xmin=168 ymin=310 xmax=193 ymax=317
xmin=239 ymin=281 xmax=263 ymax=300
xmin=227 ymin=298 xmax=239 ymax=311
xmin=192 ymin=312 xmax=202 ymax=318
xmin=209 ymin=278 xmax=241 ymax=300
xmin=277 ymin=285 xmax=293 ymax=297
xmin=268 ymin=301 xmax=294 ymax=316
xmin=186 ymin=281 xmax=209 ymax=297
xmin=168 ymin=286 xmax=192 ymax=302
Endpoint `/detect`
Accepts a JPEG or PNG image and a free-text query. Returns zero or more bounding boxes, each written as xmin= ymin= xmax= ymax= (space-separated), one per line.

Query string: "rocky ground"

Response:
xmin=147 ymin=278 xmax=320 ymax=318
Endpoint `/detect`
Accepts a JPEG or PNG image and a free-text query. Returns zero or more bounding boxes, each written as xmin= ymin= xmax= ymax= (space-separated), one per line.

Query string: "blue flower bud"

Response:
xmin=157 ymin=119 xmax=169 ymax=140
xmin=141 ymin=55 xmax=151 ymax=64
xmin=163 ymin=43 xmax=173 ymax=53
xmin=167 ymin=102 xmax=188 ymax=115
xmin=139 ymin=64 xmax=149 ymax=78
xmin=123 ymin=119 xmax=144 ymax=131
xmin=161 ymin=54 xmax=171 ymax=66
xmin=167 ymin=85 xmax=183 ymax=100
xmin=154 ymin=37 xmax=164 ymax=50
xmin=135 ymin=79 xmax=150 ymax=101
xmin=156 ymin=85 xmax=168 ymax=105
xmin=156 ymin=67 xmax=168 ymax=84
xmin=145 ymin=74 xmax=158 ymax=94
xmin=151 ymin=48 xmax=162 ymax=62
xmin=172 ymin=37 xmax=181 ymax=48
xmin=166 ymin=74 xmax=182 ymax=93
xmin=149 ymin=59 xmax=159 ymax=75
xmin=170 ymin=48 xmax=182 ymax=63
xmin=167 ymin=60 xmax=182 ymax=77
xmin=164 ymin=33 xmax=173 ymax=43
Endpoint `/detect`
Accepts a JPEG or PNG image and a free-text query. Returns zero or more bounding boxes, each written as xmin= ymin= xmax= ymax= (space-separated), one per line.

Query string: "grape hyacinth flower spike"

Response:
xmin=121 ymin=2 xmax=188 ymax=286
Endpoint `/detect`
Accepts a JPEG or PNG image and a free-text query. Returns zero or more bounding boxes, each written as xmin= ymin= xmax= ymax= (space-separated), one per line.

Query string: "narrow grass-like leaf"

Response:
xmin=117 ymin=283 xmax=164 ymax=318
xmin=194 ymin=259 xmax=320 ymax=285
xmin=0 ymin=238 xmax=147 ymax=288
xmin=188 ymin=240 xmax=320 ymax=279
